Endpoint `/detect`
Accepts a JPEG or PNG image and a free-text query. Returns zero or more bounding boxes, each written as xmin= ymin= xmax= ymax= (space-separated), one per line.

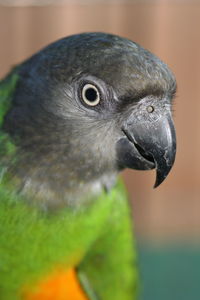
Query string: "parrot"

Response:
xmin=0 ymin=32 xmax=176 ymax=300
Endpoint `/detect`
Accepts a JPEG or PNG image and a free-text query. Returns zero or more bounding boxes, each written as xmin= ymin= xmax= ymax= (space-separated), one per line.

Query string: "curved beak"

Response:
xmin=123 ymin=113 xmax=176 ymax=188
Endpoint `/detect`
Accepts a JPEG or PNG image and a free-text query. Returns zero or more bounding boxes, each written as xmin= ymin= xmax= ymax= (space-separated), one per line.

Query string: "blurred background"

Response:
xmin=0 ymin=0 xmax=199 ymax=299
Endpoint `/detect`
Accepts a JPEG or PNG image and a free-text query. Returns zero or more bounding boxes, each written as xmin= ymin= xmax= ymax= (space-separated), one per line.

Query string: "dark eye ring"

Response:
xmin=81 ymin=84 xmax=100 ymax=106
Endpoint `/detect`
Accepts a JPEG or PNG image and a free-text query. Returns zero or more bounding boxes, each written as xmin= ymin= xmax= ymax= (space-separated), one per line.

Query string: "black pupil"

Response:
xmin=85 ymin=88 xmax=98 ymax=102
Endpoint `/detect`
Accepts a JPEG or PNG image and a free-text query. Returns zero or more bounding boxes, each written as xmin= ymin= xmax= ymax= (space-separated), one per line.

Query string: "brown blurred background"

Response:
xmin=1 ymin=1 xmax=200 ymax=299
xmin=0 ymin=0 xmax=199 ymax=244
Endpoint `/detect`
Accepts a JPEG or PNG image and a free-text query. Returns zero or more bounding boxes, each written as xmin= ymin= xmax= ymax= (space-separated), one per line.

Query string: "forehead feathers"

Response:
xmin=21 ymin=32 xmax=176 ymax=100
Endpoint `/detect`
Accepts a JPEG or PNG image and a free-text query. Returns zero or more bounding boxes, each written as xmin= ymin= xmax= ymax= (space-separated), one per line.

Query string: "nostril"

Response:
xmin=134 ymin=142 xmax=155 ymax=163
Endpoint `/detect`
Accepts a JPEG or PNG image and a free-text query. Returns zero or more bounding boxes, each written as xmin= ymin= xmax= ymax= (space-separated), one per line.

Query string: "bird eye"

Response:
xmin=81 ymin=84 xmax=100 ymax=106
xmin=147 ymin=105 xmax=154 ymax=113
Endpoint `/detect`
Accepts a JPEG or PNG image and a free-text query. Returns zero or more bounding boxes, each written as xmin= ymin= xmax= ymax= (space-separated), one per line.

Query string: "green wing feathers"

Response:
xmin=78 ymin=181 xmax=139 ymax=300
xmin=0 ymin=70 xmax=19 ymax=125
xmin=0 ymin=70 xmax=19 ymax=159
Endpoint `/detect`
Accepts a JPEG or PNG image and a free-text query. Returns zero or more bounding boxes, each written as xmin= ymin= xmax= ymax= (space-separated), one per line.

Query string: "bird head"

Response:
xmin=4 ymin=33 xmax=176 ymax=190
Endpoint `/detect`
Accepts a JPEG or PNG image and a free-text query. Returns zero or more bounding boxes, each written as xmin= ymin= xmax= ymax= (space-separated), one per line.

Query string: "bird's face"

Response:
xmin=9 ymin=33 xmax=176 ymax=188
xmin=57 ymin=72 xmax=176 ymax=188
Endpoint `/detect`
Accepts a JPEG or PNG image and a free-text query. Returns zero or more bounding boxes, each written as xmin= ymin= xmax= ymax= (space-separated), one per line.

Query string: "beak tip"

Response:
xmin=153 ymin=180 xmax=160 ymax=189
xmin=153 ymin=183 xmax=158 ymax=189
xmin=153 ymin=165 xmax=173 ymax=189
xmin=153 ymin=168 xmax=167 ymax=188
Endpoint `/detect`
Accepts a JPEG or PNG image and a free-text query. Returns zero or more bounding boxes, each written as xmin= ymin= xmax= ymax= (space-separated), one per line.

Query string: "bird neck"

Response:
xmin=4 ymin=152 xmax=117 ymax=211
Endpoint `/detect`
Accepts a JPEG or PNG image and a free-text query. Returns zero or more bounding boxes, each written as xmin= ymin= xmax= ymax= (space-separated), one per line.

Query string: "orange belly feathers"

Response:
xmin=24 ymin=268 xmax=88 ymax=300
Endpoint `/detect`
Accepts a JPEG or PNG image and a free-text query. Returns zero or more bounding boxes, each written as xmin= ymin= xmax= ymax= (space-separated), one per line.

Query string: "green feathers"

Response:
xmin=78 ymin=180 xmax=139 ymax=300
xmin=0 ymin=72 xmax=18 ymax=126
xmin=0 ymin=71 xmax=18 ymax=158
xmin=0 ymin=179 xmax=137 ymax=299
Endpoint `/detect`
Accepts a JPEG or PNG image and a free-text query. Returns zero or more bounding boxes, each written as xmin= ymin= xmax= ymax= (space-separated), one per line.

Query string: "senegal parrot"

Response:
xmin=0 ymin=32 xmax=176 ymax=300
